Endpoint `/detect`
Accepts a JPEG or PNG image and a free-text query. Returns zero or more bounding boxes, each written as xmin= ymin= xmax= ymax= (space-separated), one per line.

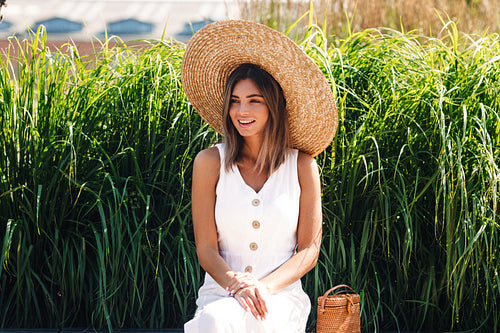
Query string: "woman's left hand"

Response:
xmin=233 ymin=282 xmax=269 ymax=320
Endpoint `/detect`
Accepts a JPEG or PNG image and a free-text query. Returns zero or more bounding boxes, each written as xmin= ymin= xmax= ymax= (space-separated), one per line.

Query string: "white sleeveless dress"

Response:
xmin=184 ymin=143 xmax=311 ymax=333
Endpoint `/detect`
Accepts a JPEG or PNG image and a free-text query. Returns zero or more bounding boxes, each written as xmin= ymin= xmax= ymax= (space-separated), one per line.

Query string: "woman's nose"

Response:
xmin=237 ymin=101 xmax=250 ymax=115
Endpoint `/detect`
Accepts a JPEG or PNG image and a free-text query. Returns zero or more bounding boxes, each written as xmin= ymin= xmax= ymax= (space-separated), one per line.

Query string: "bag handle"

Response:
xmin=318 ymin=284 xmax=357 ymax=312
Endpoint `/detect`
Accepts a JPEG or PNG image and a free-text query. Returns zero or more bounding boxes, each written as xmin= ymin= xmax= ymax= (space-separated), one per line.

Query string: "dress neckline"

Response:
xmin=234 ymin=164 xmax=276 ymax=195
xmin=218 ymin=143 xmax=294 ymax=195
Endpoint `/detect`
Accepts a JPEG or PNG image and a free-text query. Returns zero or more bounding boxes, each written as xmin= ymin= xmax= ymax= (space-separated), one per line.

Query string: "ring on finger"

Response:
xmin=234 ymin=288 xmax=244 ymax=297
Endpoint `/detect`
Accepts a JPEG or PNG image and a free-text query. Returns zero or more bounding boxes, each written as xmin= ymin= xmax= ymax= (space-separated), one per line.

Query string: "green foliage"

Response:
xmin=0 ymin=23 xmax=499 ymax=332
xmin=0 ymin=29 xmax=216 ymax=329
xmin=302 ymin=22 xmax=499 ymax=332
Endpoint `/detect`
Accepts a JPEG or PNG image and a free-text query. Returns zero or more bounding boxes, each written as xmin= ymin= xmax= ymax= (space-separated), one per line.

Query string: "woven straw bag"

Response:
xmin=316 ymin=284 xmax=361 ymax=333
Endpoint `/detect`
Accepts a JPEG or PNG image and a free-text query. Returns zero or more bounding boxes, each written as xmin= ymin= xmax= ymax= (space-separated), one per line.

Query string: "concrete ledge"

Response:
xmin=0 ymin=328 xmax=422 ymax=333
xmin=0 ymin=330 xmax=184 ymax=333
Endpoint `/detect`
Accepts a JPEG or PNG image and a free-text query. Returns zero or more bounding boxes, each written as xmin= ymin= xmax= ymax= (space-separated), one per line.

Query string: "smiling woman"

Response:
xmin=181 ymin=20 xmax=338 ymax=332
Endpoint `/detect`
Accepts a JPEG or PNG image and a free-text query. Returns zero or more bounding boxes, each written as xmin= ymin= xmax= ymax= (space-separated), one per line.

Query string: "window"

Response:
xmin=33 ymin=17 xmax=83 ymax=33
xmin=0 ymin=20 xmax=11 ymax=31
xmin=105 ymin=18 xmax=153 ymax=35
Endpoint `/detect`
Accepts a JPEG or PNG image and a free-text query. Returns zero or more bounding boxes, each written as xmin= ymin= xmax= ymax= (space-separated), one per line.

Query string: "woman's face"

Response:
xmin=229 ymin=78 xmax=269 ymax=140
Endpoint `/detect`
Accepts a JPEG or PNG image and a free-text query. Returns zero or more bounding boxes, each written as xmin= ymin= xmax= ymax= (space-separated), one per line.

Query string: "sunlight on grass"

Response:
xmin=0 ymin=20 xmax=498 ymax=332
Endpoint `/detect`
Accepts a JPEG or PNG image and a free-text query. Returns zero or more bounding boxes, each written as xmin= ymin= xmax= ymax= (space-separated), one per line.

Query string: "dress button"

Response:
xmin=252 ymin=220 xmax=260 ymax=229
xmin=245 ymin=265 xmax=253 ymax=273
xmin=249 ymin=242 xmax=258 ymax=251
xmin=252 ymin=199 xmax=260 ymax=206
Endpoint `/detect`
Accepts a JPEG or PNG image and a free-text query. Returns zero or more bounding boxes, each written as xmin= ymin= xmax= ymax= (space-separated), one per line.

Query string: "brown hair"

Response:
xmin=222 ymin=63 xmax=290 ymax=176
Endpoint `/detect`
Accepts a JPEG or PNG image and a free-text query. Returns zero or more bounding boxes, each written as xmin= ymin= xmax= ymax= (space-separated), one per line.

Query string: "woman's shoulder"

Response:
xmin=192 ymin=146 xmax=221 ymax=187
xmin=296 ymin=151 xmax=316 ymax=166
xmin=194 ymin=146 xmax=221 ymax=169
xmin=296 ymin=151 xmax=319 ymax=179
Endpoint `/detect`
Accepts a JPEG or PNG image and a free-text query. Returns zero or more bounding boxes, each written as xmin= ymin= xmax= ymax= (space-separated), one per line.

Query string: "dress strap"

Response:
xmin=215 ymin=143 xmax=225 ymax=170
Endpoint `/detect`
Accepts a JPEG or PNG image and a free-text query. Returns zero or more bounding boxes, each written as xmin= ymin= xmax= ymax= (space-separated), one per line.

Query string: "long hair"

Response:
xmin=222 ymin=63 xmax=290 ymax=176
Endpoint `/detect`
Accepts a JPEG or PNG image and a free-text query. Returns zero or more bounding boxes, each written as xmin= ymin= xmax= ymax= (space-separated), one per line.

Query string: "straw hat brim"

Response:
xmin=181 ymin=20 xmax=338 ymax=157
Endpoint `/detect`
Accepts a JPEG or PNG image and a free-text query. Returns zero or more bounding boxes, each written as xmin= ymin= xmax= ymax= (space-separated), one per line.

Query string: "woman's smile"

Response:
xmin=238 ymin=119 xmax=256 ymax=127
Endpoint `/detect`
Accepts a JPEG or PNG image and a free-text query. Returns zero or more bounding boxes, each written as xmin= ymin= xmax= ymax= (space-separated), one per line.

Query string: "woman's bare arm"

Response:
xmin=192 ymin=147 xmax=235 ymax=288
xmin=259 ymin=151 xmax=322 ymax=294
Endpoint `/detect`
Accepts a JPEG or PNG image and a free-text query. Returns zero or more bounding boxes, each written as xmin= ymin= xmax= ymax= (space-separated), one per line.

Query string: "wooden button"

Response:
xmin=252 ymin=220 xmax=260 ymax=229
xmin=249 ymin=242 xmax=258 ymax=251
xmin=245 ymin=266 xmax=253 ymax=273
xmin=251 ymin=199 xmax=260 ymax=206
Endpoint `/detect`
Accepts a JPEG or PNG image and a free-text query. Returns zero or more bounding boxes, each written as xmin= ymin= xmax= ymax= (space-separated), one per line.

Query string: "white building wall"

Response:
xmin=0 ymin=0 xmax=241 ymax=41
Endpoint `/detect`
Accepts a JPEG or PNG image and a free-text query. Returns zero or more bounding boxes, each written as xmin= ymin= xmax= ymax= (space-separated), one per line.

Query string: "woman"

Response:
xmin=181 ymin=20 xmax=338 ymax=332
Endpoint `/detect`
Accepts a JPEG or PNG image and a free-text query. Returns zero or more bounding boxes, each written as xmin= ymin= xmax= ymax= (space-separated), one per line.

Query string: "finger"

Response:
xmin=227 ymin=274 xmax=247 ymax=294
xmin=229 ymin=282 xmax=251 ymax=296
xmin=252 ymin=294 xmax=266 ymax=319
xmin=228 ymin=276 xmax=256 ymax=295
xmin=255 ymin=287 xmax=268 ymax=316
xmin=235 ymin=289 xmax=263 ymax=320
xmin=236 ymin=272 xmax=253 ymax=278
xmin=226 ymin=277 xmax=238 ymax=295
xmin=243 ymin=288 xmax=265 ymax=319
xmin=227 ymin=281 xmax=241 ymax=295
xmin=234 ymin=290 xmax=249 ymax=311
xmin=244 ymin=294 xmax=262 ymax=320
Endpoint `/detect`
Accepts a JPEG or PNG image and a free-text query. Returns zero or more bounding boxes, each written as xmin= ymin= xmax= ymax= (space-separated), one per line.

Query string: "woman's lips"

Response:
xmin=238 ymin=120 xmax=255 ymax=127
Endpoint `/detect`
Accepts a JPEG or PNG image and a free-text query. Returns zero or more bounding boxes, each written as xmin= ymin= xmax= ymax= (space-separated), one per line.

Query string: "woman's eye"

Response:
xmin=230 ymin=99 xmax=239 ymax=104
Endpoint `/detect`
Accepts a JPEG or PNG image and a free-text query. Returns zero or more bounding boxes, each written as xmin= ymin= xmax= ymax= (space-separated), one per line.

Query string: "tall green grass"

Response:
xmin=0 ymin=23 xmax=498 ymax=332
xmin=302 ymin=22 xmax=499 ymax=331
xmin=0 ymin=28 xmax=216 ymax=329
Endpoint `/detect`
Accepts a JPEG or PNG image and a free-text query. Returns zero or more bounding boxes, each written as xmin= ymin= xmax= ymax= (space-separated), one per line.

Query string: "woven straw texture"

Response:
xmin=181 ymin=20 xmax=338 ymax=157
xmin=316 ymin=285 xmax=361 ymax=333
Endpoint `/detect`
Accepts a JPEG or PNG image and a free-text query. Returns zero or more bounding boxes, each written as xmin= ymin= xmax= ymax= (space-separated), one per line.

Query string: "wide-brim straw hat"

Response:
xmin=181 ymin=20 xmax=338 ymax=157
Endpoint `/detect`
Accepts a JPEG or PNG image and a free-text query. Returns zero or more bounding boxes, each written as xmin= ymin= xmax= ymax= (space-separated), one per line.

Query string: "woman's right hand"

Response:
xmin=226 ymin=272 xmax=256 ymax=296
